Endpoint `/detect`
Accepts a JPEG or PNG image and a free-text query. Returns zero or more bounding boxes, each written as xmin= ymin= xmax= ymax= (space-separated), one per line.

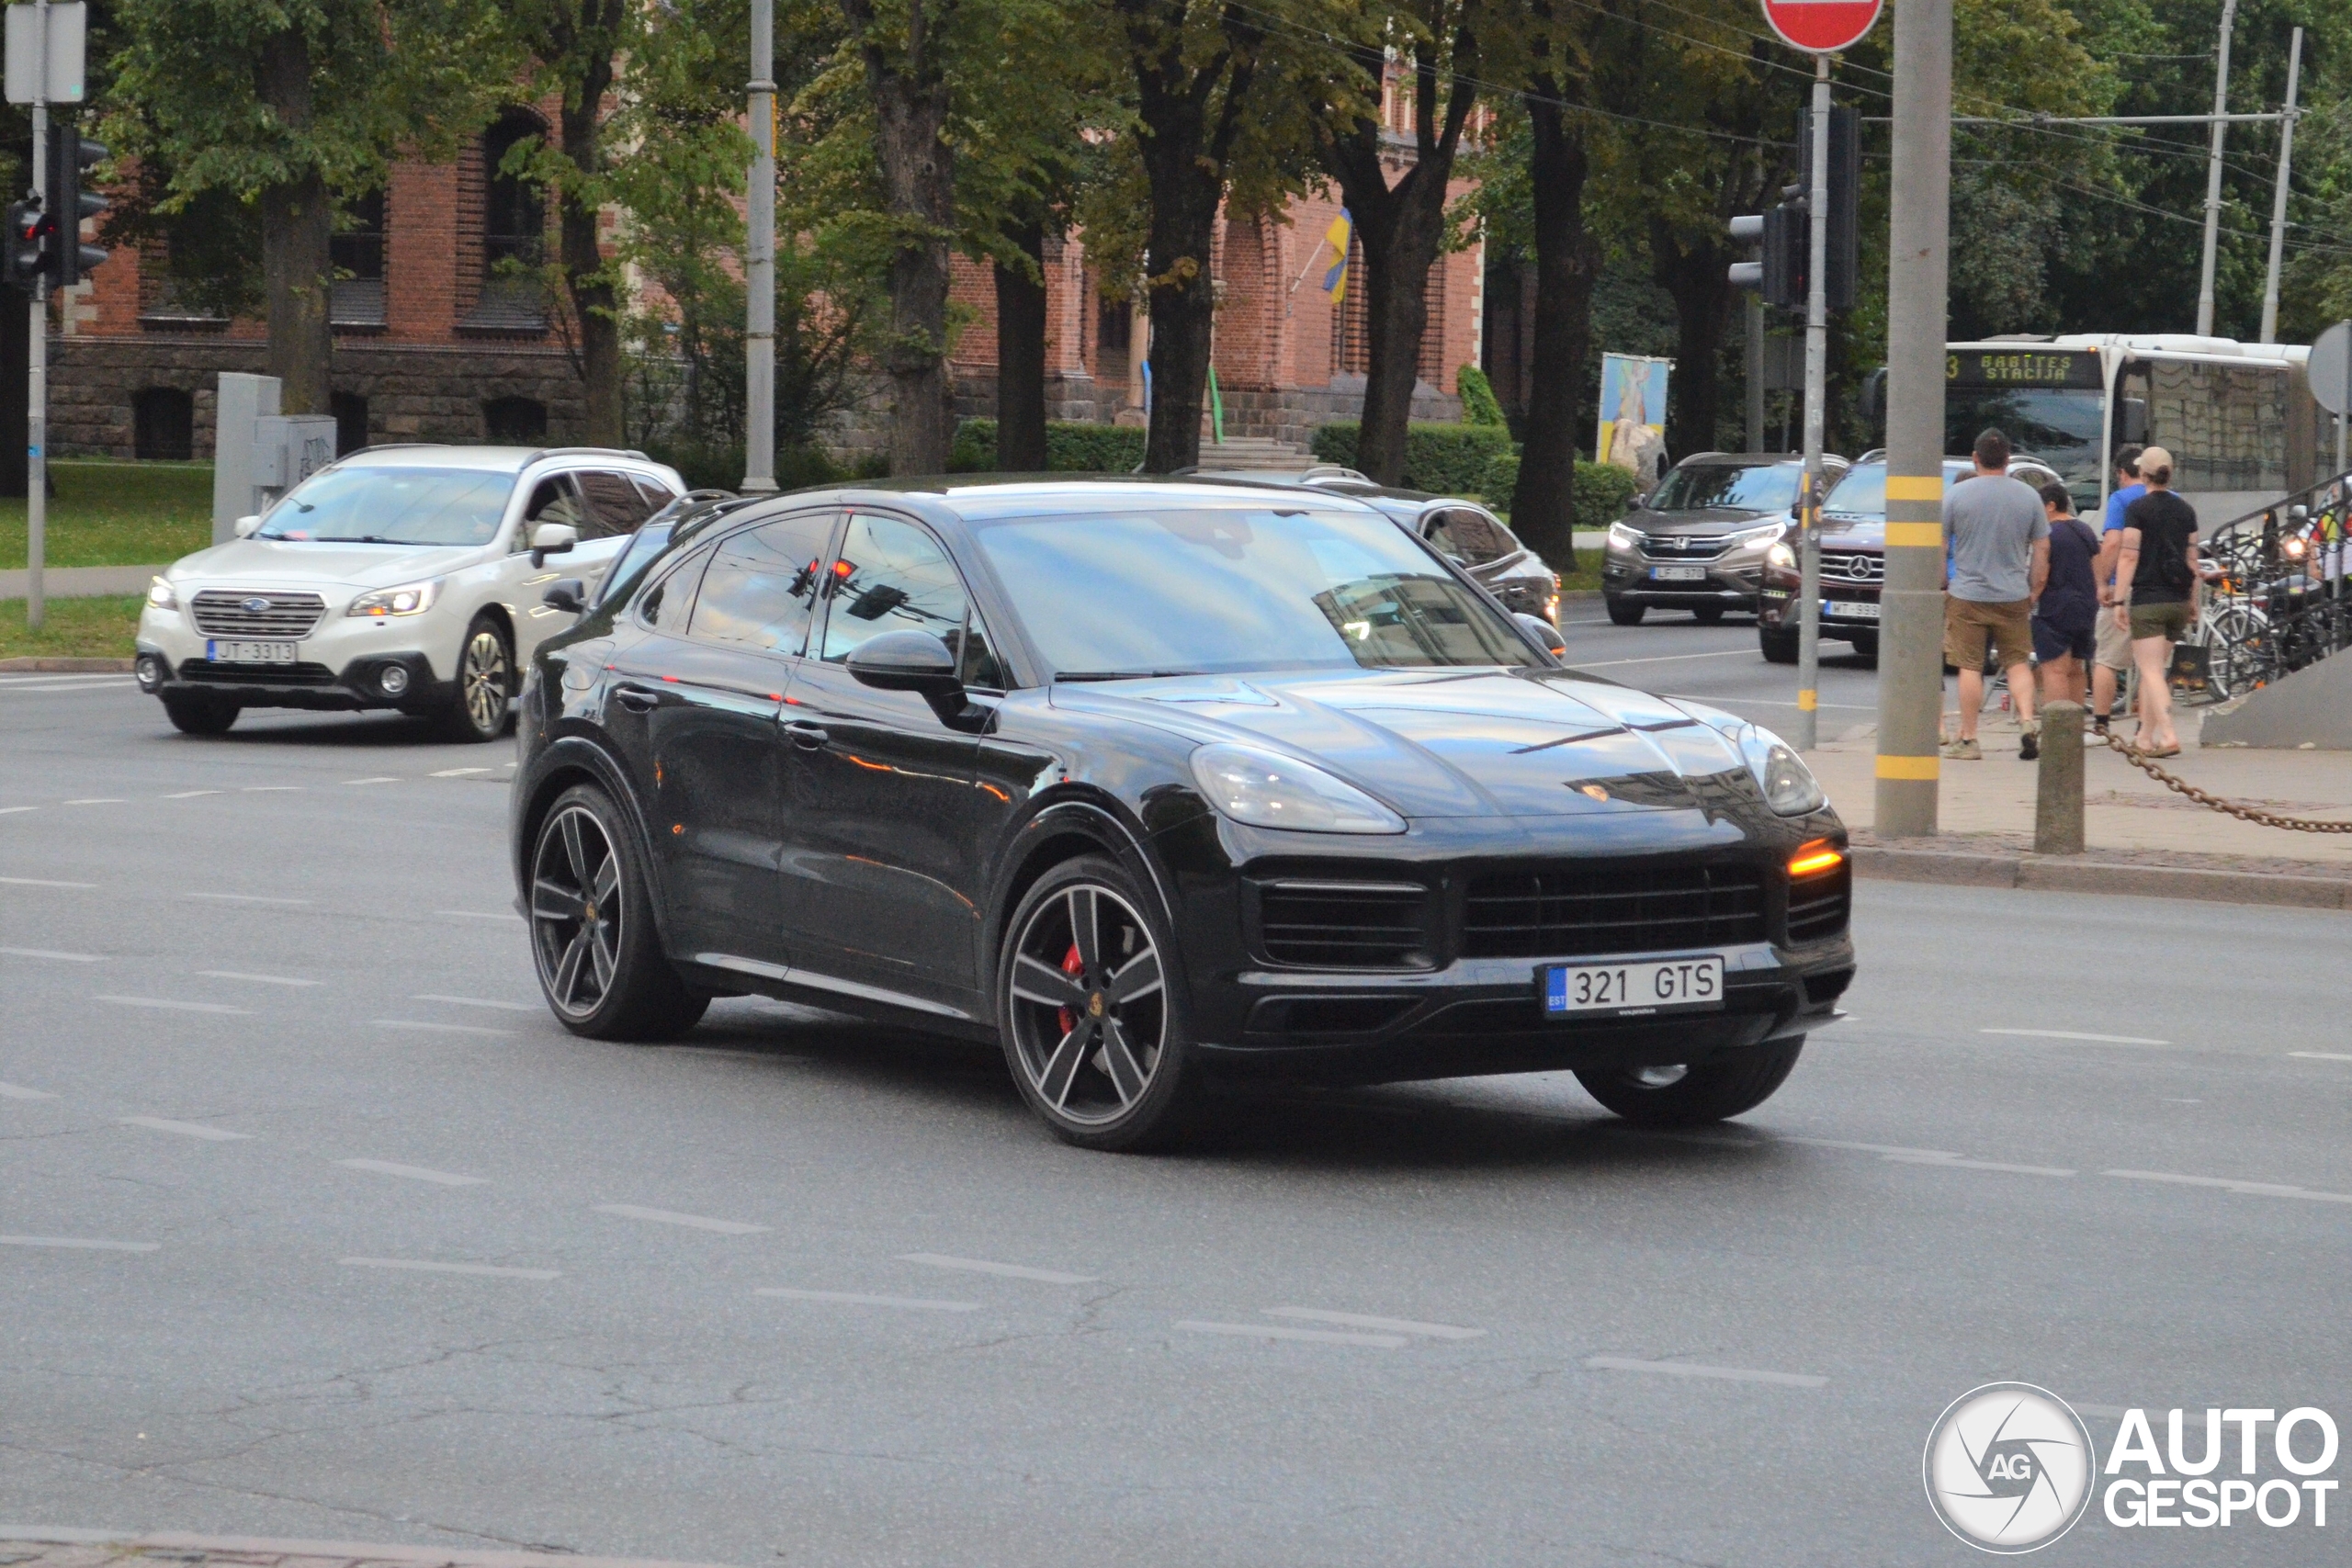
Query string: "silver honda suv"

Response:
xmin=1600 ymin=452 xmax=1848 ymax=626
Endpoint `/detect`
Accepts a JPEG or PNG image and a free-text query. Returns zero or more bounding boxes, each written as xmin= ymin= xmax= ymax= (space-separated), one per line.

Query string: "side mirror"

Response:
xmin=529 ymin=521 xmax=578 ymax=569
xmin=1516 ymin=612 xmax=1567 ymax=659
xmin=233 ymin=514 xmax=261 ymax=539
xmin=541 ymin=579 xmax=586 ymax=615
xmin=847 ymin=629 xmax=982 ymax=729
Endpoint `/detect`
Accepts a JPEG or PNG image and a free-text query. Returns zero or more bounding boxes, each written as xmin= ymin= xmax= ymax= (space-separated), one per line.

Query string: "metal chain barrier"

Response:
xmin=2093 ymin=730 xmax=2352 ymax=833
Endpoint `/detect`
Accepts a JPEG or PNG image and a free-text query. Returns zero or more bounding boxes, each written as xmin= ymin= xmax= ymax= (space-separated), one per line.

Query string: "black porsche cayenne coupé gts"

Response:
xmin=510 ymin=478 xmax=1855 ymax=1149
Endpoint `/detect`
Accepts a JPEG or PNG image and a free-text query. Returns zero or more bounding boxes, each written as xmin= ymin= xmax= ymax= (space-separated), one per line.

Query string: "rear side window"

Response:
xmin=820 ymin=513 xmax=970 ymax=663
xmin=687 ymin=512 xmax=838 ymax=656
xmin=1425 ymin=508 xmax=1515 ymax=566
xmin=576 ymin=470 xmax=660 ymax=538
xmin=632 ymin=474 xmax=681 ymax=513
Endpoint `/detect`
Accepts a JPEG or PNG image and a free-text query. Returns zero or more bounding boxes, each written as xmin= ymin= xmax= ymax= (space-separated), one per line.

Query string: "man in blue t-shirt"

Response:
xmin=2090 ymin=445 xmax=2145 ymax=734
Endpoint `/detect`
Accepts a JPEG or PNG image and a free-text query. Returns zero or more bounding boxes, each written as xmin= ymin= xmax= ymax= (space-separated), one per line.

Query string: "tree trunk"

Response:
xmin=854 ymin=0 xmax=956 ymax=478
xmin=1510 ymin=90 xmax=1598 ymax=570
xmin=256 ymin=30 xmax=330 ymax=415
xmin=1648 ymin=217 xmax=1735 ymax=457
xmin=993 ymin=222 xmax=1049 ymax=470
xmin=560 ymin=49 xmax=623 ymax=446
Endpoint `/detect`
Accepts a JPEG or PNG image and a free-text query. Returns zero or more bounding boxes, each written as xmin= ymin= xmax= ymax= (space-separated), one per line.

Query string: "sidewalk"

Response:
xmin=0 ymin=565 xmax=167 ymax=600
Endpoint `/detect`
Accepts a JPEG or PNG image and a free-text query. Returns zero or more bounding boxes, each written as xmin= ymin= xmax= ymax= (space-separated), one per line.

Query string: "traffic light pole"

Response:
xmin=1875 ymin=0 xmax=1952 ymax=837
xmin=741 ymin=0 xmax=776 ymax=493
xmin=1793 ymin=56 xmax=1829 ymax=751
xmin=27 ymin=59 xmax=46 ymax=634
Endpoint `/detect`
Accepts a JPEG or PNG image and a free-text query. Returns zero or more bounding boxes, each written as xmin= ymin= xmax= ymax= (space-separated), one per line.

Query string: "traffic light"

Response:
xmin=1799 ymin=105 xmax=1859 ymax=310
xmin=2 ymin=198 xmax=46 ymax=292
xmin=46 ymin=129 xmax=109 ymax=287
xmin=1726 ymin=196 xmax=1809 ymax=310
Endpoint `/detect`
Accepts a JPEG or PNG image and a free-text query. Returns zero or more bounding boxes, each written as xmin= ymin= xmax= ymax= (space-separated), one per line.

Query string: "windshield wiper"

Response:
xmin=310 ymin=535 xmax=431 ymax=545
xmin=1052 ymin=669 xmax=1205 ymax=682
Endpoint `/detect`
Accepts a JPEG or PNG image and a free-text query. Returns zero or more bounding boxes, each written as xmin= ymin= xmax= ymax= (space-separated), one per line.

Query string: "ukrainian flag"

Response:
xmin=1320 ymin=210 xmax=1353 ymax=303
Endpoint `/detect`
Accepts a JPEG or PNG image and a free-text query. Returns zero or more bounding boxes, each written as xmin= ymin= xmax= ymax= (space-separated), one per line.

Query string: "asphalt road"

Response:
xmin=1555 ymin=596 xmax=1887 ymax=739
xmin=4 ymin=660 xmax=2348 ymax=1567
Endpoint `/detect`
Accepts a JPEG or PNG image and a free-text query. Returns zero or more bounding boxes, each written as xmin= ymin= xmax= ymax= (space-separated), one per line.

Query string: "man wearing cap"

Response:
xmin=1940 ymin=428 xmax=2050 ymax=761
xmin=2090 ymin=445 xmax=2145 ymax=735
xmin=2112 ymin=446 xmax=2199 ymax=757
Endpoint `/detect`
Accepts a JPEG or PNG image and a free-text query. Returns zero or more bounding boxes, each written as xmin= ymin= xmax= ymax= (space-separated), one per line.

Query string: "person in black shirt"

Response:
xmin=2113 ymin=446 xmax=2200 ymax=757
xmin=2030 ymin=482 xmax=2101 ymax=725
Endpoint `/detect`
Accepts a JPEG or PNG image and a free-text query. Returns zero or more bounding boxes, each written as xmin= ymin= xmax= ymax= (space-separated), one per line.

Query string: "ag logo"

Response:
xmin=1924 ymin=1382 xmax=2097 ymax=1553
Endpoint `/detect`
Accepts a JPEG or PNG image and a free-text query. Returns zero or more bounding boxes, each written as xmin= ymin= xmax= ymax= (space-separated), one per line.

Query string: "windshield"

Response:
xmin=1944 ymin=387 xmax=2105 ymax=491
xmin=971 ymin=506 xmax=1544 ymax=677
xmin=1824 ymin=461 xmax=1972 ymax=517
xmin=1647 ymin=464 xmax=1800 ymax=513
xmin=255 ymin=466 xmax=515 ymax=546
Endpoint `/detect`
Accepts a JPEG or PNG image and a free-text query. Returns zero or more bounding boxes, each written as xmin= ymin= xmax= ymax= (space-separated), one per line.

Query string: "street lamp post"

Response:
xmin=743 ymin=0 xmax=777 ymax=493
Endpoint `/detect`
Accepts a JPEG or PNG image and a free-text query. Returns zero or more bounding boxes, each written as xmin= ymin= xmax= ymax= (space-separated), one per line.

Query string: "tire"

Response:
xmin=439 ymin=614 xmax=514 ymax=743
xmin=1758 ymin=624 xmax=1800 ymax=664
xmin=161 ymin=692 xmax=238 ymax=735
xmin=1692 ymin=605 xmax=1725 ymax=626
xmin=996 ymin=854 xmax=1197 ymax=1151
xmin=1849 ymin=632 xmax=1880 ymax=661
xmin=527 ymin=784 xmax=708 ymax=1041
xmin=1605 ymin=598 xmax=1645 ymax=626
xmin=1575 ymin=1039 xmax=1805 ymax=1127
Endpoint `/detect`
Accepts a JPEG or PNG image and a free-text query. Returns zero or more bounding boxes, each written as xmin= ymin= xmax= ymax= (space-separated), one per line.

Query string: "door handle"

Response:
xmin=785 ymin=720 xmax=830 ymax=750
xmin=614 ymin=688 xmax=659 ymax=713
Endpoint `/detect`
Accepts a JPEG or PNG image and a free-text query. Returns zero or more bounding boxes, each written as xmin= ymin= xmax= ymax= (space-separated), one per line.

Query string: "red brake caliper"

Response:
xmin=1055 ymin=942 xmax=1084 ymax=1036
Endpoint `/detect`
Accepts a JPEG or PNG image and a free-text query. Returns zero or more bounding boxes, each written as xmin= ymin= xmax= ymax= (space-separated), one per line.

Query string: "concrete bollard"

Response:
xmin=2035 ymin=700 xmax=2085 ymax=854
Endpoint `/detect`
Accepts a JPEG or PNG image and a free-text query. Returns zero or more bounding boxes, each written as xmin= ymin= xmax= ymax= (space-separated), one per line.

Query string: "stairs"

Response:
xmin=1196 ymin=435 xmax=1309 ymax=471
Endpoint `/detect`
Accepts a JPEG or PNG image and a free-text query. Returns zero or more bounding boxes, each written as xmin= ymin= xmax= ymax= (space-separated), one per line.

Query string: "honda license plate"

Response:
xmin=1542 ymin=955 xmax=1725 ymax=1019
xmin=1649 ymin=565 xmax=1707 ymax=582
xmin=1825 ymin=601 xmax=1882 ymax=621
xmin=207 ymin=639 xmax=299 ymax=664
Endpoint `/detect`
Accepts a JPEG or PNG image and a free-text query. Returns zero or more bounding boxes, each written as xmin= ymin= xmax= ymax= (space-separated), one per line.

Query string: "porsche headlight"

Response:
xmin=1765 ymin=541 xmax=1796 ymax=570
xmin=345 ymin=578 xmax=444 ymax=618
xmin=1189 ymin=742 xmax=1406 ymax=834
xmin=1606 ymin=522 xmax=1641 ymax=552
xmin=1736 ymin=726 xmax=1826 ymax=815
xmin=145 ymin=576 xmax=177 ymax=611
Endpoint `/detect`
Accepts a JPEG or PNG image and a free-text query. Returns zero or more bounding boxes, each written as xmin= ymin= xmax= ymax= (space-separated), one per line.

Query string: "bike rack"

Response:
xmin=2187 ymin=472 xmax=2352 ymax=701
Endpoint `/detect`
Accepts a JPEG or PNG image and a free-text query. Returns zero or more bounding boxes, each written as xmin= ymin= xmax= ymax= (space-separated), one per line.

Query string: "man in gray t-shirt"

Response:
xmin=1939 ymin=429 xmax=2051 ymax=760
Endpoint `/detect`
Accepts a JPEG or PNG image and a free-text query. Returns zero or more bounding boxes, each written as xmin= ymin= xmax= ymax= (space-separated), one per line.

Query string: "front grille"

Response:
xmin=191 ymin=589 xmax=328 ymax=637
xmin=1787 ymin=863 xmax=1852 ymax=943
xmin=1819 ymin=551 xmax=1883 ymax=584
xmin=1463 ymin=863 xmax=1768 ymax=959
xmin=1639 ymin=534 xmax=1731 ymax=559
xmin=1256 ymin=880 xmax=1430 ymax=970
xmin=178 ymin=659 xmax=340 ymax=686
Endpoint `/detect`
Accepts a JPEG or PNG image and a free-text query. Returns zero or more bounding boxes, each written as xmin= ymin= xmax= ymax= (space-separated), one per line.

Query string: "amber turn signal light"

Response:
xmin=1787 ymin=841 xmax=1844 ymax=878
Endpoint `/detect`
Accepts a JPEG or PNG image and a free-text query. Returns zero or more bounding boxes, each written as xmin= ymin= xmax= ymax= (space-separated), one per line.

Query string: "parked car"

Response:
xmin=134 ymin=445 xmax=686 ymax=739
xmin=1755 ymin=453 xmax=2062 ymax=664
xmin=1601 ymin=452 xmax=1849 ymax=626
xmin=511 ymin=477 xmax=1855 ymax=1151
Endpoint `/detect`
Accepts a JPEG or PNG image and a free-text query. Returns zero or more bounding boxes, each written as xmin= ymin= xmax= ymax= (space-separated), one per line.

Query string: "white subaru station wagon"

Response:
xmin=135 ymin=445 xmax=685 ymax=740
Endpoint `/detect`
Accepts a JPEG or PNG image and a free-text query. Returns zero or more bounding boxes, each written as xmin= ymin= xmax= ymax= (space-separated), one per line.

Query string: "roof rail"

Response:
xmin=524 ymin=446 xmax=654 ymax=464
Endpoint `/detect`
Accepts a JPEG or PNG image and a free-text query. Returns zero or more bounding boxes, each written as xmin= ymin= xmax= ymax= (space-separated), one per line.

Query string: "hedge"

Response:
xmin=951 ymin=418 xmax=1148 ymax=473
xmin=1306 ymin=421 xmax=1513 ymax=495
xmin=1478 ymin=453 xmax=1642 ymax=532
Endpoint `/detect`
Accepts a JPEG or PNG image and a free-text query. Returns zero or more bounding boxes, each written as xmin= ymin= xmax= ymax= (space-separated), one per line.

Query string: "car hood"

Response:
xmin=1818 ymin=514 xmax=1886 ymax=550
xmin=164 ymin=538 xmax=492 ymax=593
xmin=1055 ymin=668 xmax=1769 ymax=822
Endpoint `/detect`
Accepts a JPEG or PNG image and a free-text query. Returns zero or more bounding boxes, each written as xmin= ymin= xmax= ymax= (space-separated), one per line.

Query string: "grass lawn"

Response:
xmin=0 ymin=459 xmax=215 ymax=570
xmin=0 ymin=594 xmax=143 ymax=661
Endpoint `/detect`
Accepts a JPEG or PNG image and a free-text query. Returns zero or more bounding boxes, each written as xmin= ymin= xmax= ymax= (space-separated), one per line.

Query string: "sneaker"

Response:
xmin=2018 ymin=729 xmax=2039 ymax=761
xmin=1941 ymin=737 xmax=1982 ymax=761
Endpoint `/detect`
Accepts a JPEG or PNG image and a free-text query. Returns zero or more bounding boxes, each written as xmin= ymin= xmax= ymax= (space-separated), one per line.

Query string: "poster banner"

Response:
xmin=1598 ymin=353 xmax=1672 ymax=489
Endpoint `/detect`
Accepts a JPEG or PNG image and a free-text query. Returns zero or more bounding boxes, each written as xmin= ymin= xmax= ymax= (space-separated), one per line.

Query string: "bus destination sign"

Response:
xmin=1947 ymin=350 xmax=2102 ymax=389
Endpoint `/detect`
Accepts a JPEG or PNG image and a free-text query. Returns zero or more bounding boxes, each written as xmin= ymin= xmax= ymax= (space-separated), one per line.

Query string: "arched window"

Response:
xmin=483 ymin=396 xmax=548 ymax=443
xmin=133 ymin=388 xmax=194 ymax=461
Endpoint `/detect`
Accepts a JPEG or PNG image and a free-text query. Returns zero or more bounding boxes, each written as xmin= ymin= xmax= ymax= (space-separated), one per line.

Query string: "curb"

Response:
xmin=0 ymin=1529 xmax=739 ymax=1568
xmin=0 ymin=658 xmax=136 ymax=672
xmin=1850 ymin=845 xmax=2352 ymax=910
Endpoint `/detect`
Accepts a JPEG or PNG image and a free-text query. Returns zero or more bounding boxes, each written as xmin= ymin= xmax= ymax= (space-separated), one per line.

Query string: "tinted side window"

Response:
xmin=688 ymin=512 xmax=837 ymax=656
xmin=632 ymin=474 xmax=680 ymax=513
xmin=820 ymin=514 xmax=969 ymax=663
xmin=639 ymin=543 xmax=715 ymax=630
xmin=578 ymin=470 xmax=660 ymax=538
xmin=1426 ymin=509 xmax=1514 ymax=566
xmin=956 ymin=606 xmax=1006 ymax=689
xmin=518 ymin=473 xmax=587 ymax=546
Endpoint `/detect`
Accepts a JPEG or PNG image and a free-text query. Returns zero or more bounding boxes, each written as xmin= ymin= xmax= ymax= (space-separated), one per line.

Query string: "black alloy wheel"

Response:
xmin=441 ymin=614 xmax=513 ymax=742
xmin=528 ymin=784 xmax=708 ymax=1040
xmin=1605 ymin=598 xmax=1645 ymax=626
xmin=998 ymin=856 xmax=1193 ymax=1150
xmin=1574 ymin=1039 xmax=1805 ymax=1126
xmin=161 ymin=692 xmax=238 ymax=735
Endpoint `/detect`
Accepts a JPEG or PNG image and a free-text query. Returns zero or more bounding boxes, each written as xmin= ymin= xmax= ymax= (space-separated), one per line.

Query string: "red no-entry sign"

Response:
xmin=1759 ymin=0 xmax=1883 ymax=53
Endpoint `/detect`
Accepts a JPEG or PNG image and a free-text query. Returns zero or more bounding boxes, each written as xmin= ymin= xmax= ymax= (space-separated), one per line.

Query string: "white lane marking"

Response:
xmin=0 ymin=875 xmax=94 ymax=887
xmin=0 ymin=806 xmax=39 ymax=814
xmin=594 ymin=1203 xmax=768 ymax=1235
xmin=413 ymin=994 xmax=537 ymax=1012
xmin=2 ymin=946 xmax=103 ymax=962
xmin=2104 ymin=1169 xmax=2352 ymax=1204
xmin=198 ymin=970 xmax=318 ymax=987
xmin=241 ymin=785 xmax=303 ymax=792
xmin=435 ymin=909 xmax=526 ymax=922
xmin=1176 ymin=1319 xmax=1408 ymax=1348
xmin=1981 ymin=1028 xmax=2173 ymax=1046
xmin=897 ymin=1252 xmax=1098 ymax=1285
xmin=1787 ymin=1136 xmax=2074 ymax=1178
xmin=2290 ymin=1052 xmax=2352 ymax=1064
xmin=1585 ymin=1355 xmax=1827 ymax=1388
xmin=340 ymin=1257 xmax=559 ymax=1280
xmin=1263 ymin=1307 xmax=1487 ymax=1340
xmin=0 ymin=1080 xmax=59 ymax=1100
xmin=162 ymin=790 xmax=224 ymax=799
xmin=336 ymin=1158 xmax=487 ymax=1187
xmin=431 ymin=767 xmax=493 ymax=777
xmin=342 ymin=777 xmax=402 ymax=785
xmin=371 ymin=1019 xmax=513 ymax=1037
xmin=0 ymin=1235 xmax=159 ymax=1252
xmin=755 ymin=1288 xmax=982 ymax=1313
xmin=1570 ymin=649 xmax=1759 ymax=669
xmin=96 ymin=995 xmax=251 ymax=1015
xmin=62 ymin=798 xmax=126 ymax=806
xmin=119 ymin=1115 xmax=254 ymax=1141
xmin=182 ymin=891 xmax=311 ymax=906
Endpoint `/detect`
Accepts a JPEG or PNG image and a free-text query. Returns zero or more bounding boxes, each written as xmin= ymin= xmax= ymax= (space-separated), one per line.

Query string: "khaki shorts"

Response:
xmin=2093 ymin=601 xmax=2133 ymax=671
xmin=2129 ymin=599 xmax=2191 ymax=643
xmin=1945 ymin=596 xmax=2034 ymax=672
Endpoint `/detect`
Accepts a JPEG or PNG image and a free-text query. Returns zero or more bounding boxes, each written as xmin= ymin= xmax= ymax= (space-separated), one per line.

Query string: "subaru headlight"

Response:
xmin=1735 ymin=725 xmax=1826 ymax=815
xmin=1765 ymin=541 xmax=1796 ymax=570
xmin=1606 ymin=521 xmax=1641 ymax=551
xmin=345 ymin=578 xmax=444 ymax=618
xmin=1189 ymin=742 xmax=1406 ymax=834
xmin=145 ymin=576 xmax=177 ymax=611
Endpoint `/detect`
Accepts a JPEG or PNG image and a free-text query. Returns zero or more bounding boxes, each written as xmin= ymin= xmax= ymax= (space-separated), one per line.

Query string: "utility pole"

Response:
xmin=2258 ymin=27 xmax=2301 ymax=345
xmin=2196 ymin=0 xmax=2237 ymax=337
xmin=1793 ymin=56 xmax=1829 ymax=751
xmin=1875 ymin=0 xmax=1951 ymax=838
xmin=1746 ymin=294 xmax=1764 ymax=452
xmin=27 ymin=0 xmax=49 ymax=633
xmin=741 ymin=0 xmax=776 ymax=493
